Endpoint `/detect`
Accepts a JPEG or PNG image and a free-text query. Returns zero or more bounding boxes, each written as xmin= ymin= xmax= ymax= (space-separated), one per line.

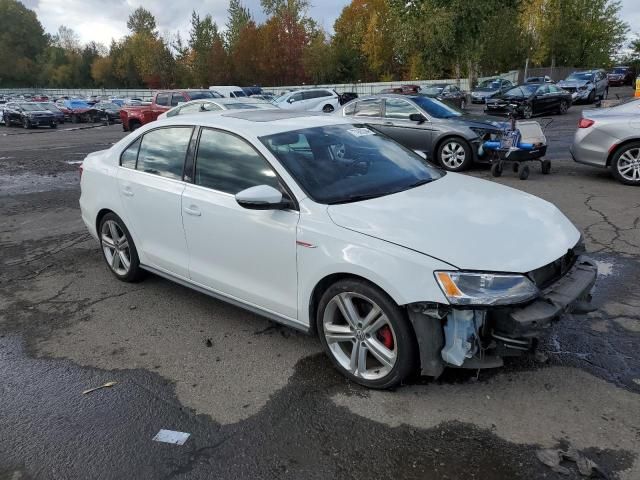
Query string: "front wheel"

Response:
xmin=99 ymin=213 xmax=145 ymax=282
xmin=23 ymin=119 xmax=31 ymax=129
xmin=559 ymin=100 xmax=569 ymax=115
xmin=437 ymin=138 xmax=473 ymax=171
xmin=522 ymin=104 xmax=533 ymax=119
xmin=317 ymin=279 xmax=417 ymax=389
xmin=611 ymin=142 xmax=640 ymax=186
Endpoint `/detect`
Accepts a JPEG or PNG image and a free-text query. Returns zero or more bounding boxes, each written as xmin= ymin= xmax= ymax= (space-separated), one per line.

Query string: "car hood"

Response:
xmin=451 ymin=114 xmax=508 ymax=129
xmin=474 ymin=87 xmax=498 ymax=93
xmin=558 ymin=80 xmax=589 ymax=88
xmin=327 ymin=173 xmax=580 ymax=272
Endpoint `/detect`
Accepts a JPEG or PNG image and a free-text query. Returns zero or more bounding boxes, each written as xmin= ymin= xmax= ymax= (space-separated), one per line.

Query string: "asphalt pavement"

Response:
xmin=1 ymin=87 xmax=639 ymax=480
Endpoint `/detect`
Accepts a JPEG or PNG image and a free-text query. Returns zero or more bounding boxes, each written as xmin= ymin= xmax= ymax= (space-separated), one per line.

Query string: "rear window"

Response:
xmin=188 ymin=91 xmax=217 ymax=100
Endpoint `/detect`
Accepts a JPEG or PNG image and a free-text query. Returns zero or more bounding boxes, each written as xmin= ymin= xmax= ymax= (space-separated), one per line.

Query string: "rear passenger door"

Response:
xmin=117 ymin=126 xmax=194 ymax=278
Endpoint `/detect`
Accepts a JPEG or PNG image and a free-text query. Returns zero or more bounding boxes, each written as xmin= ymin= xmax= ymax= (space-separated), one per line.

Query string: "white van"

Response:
xmin=273 ymin=88 xmax=341 ymax=113
xmin=209 ymin=86 xmax=248 ymax=98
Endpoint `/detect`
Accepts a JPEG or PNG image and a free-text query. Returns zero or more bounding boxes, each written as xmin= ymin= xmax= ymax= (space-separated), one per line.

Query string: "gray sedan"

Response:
xmin=570 ymin=99 xmax=640 ymax=185
xmin=338 ymin=94 xmax=506 ymax=171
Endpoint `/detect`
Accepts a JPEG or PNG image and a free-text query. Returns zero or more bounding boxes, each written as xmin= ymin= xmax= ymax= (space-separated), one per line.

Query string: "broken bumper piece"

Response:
xmin=409 ymin=256 xmax=598 ymax=377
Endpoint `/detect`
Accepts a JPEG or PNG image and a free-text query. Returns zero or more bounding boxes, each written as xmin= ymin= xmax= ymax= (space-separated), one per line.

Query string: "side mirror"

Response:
xmin=287 ymin=98 xmax=295 ymax=104
xmin=409 ymin=113 xmax=426 ymax=124
xmin=235 ymin=185 xmax=288 ymax=210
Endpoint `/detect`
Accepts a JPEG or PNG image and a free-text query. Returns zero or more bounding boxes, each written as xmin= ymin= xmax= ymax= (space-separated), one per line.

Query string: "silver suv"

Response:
xmin=557 ymin=69 xmax=608 ymax=104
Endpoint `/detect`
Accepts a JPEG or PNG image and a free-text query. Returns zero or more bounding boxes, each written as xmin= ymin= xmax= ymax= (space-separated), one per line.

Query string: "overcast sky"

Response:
xmin=21 ymin=0 xmax=640 ymax=49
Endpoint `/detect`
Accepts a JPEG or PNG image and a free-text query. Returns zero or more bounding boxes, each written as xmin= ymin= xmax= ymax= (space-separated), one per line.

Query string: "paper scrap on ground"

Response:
xmin=152 ymin=430 xmax=190 ymax=445
xmin=82 ymin=381 xmax=117 ymax=395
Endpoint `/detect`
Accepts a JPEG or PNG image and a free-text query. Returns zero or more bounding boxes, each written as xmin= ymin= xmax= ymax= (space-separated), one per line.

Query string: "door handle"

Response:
xmin=122 ymin=187 xmax=134 ymax=197
xmin=183 ymin=206 xmax=201 ymax=217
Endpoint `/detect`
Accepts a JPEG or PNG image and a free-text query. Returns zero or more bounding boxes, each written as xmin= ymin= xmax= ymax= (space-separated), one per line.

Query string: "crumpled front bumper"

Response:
xmin=494 ymin=256 xmax=598 ymax=338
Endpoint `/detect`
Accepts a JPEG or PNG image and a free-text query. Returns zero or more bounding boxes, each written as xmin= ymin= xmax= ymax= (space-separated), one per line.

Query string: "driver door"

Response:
xmin=376 ymin=98 xmax=433 ymax=154
xmin=181 ymin=128 xmax=300 ymax=320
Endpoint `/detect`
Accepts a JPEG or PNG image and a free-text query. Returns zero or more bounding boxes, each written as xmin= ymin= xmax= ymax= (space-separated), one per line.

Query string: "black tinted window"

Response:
xmin=156 ymin=94 xmax=169 ymax=106
xmin=355 ymin=99 xmax=381 ymax=117
xmin=137 ymin=127 xmax=193 ymax=179
xmin=120 ymin=138 xmax=141 ymax=169
xmin=195 ymin=129 xmax=280 ymax=194
xmin=171 ymin=94 xmax=187 ymax=107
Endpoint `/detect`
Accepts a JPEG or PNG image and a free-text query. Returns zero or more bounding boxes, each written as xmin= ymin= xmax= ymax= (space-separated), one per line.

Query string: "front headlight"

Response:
xmin=434 ymin=271 xmax=539 ymax=306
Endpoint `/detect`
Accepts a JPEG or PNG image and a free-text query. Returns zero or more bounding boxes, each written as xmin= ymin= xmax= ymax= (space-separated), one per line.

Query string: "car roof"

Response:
xmin=159 ymin=109 xmax=353 ymax=136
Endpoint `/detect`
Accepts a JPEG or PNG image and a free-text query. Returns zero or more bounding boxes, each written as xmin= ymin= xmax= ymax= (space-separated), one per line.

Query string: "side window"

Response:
xmin=180 ymin=103 xmax=205 ymax=114
xmin=442 ymin=85 xmax=451 ymax=94
xmin=303 ymin=91 xmax=319 ymax=100
xmin=120 ymin=138 xmax=141 ymax=169
xmin=290 ymin=92 xmax=304 ymax=103
xmin=354 ymin=99 xmax=382 ymax=117
xmin=156 ymin=94 xmax=169 ymax=107
xmin=137 ymin=127 xmax=193 ymax=180
xmin=548 ymin=85 xmax=560 ymax=93
xmin=195 ymin=129 xmax=281 ymax=194
xmin=171 ymin=94 xmax=187 ymax=107
xmin=537 ymin=85 xmax=550 ymax=95
xmin=384 ymin=98 xmax=419 ymax=120
xmin=318 ymin=90 xmax=333 ymax=98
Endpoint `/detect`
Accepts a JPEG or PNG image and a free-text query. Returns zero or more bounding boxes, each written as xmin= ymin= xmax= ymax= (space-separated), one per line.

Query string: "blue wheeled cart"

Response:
xmin=483 ymin=108 xmax=552 ymax=180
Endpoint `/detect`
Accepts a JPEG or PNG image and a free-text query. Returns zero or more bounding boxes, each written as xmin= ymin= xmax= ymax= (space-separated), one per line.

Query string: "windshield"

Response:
xmin=409 ymin=96 xmax=462 ymax=118
xmin=611 ymin=68 xmax=628 ymax=74
xmin=478 ymin=79 xmax=500 ymax=89
xmin=261 ymin=124 xmax=443 ymax=204
xmin=504 ymin=85 xmax=537 ymax=98
xmin=232 ymin=90 xmax=247 ymax=97
xmin=41 ymin=103 xmax=60 ymax=111
xmin=188 ymin=91 xmax=217 ymax=100
xmin=20 ymin=103 xmax=46 ymax=111
xmin=566 ymin=73 xmax=593 ymax=81
xmin=423 ymin=86 xmax=445 ymax=95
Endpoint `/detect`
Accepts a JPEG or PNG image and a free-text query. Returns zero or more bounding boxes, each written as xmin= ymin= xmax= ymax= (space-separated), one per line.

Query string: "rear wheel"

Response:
xmin=99 ymin=213 xmax=145 ymax=282
xmin=437 ymin=137 xmax=473 ymax=171
xmin=317 ymin=279 xmax=417 ymax=389
xmin=587 ymin=90 xmax=595 ymax=103
xmin=611 ymin=142 xmax=640 ymax=186
xmin=322 ymin=104 xmax=335 ymax=113
xmin=129 ymin=121 xmax=141 ymax=131
xmin=23 ymin=118 xmax=31 ymax=129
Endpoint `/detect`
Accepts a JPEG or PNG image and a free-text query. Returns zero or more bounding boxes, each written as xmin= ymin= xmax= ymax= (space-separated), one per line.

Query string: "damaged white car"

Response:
xmin=80 ymin=110 xmax=598 ymax=389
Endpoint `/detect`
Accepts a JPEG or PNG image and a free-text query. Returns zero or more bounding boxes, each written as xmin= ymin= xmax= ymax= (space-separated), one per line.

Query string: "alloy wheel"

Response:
xmin=522 ymin=105 xmax=533 ymax=119
xmin=440 ymin=141 xmax=466 ymax=169
xmin=617 ymin=148 xmax=640 ymax=182
xmin=559 ymin=101 xmax=568 ymax=114
xmin=101 ymin=220 xmax=131 ymax=276
xmin=322 ymin=292 xmax=397 ymax=381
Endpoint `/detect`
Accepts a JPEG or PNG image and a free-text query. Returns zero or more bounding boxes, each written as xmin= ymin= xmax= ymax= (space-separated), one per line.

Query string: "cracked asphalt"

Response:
xmin=1 ymin=88 xmax=639 ymax=480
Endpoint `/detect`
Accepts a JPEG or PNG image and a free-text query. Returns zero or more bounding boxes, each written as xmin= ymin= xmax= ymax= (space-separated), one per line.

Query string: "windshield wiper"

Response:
xmin=328 ymin=192 xmax=393 ymax=205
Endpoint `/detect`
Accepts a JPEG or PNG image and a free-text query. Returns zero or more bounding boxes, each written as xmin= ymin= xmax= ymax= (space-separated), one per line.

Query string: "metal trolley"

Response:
xmin=483 ymin=112 xmax=552 ymax=180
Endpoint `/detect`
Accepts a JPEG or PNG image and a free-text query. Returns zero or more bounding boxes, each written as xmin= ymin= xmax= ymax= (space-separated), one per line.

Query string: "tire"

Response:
xmin=50 ymin=122 xmax=57 ymax=129
xmin=559 ymin=100 xmax=568 ymax=115
xmin=322 ymin=104 xmax=335 ymax=113
xmin=23 ymin=118 xmax=30 ymax=129
xmin=129 ymin=121 xmax=141 ymax=131
xmin=541 ymin=160 xmax=551 ymax=174
xmin=522 ymin=104 xmax=533 ymax=119
xmin=491 ymin=162 xmax=503 ymax=177
xmin=519 ymin=164 xmax=530 ymax=180
xmin=316 ymin=279 xmax=418 ymax=389
xmin=610 ymin=142 xmax=640 ymax=186
xmin=437 ymin=137 xmax=473 ymax=171
xmin=72 ymin=115 xmax=79 ymax=124
xmin=587 ymin=90 xmax=595 ymax=104
xmin=98 ymin=213 xmax=145 ymax=282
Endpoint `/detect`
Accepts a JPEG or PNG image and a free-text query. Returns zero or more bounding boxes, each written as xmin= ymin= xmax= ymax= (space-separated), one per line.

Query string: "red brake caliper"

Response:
xmin=377 ymin=325 xmax=394 ymax=350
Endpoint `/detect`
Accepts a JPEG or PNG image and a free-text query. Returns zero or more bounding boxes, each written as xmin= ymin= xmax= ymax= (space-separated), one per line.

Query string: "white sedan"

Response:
xmin=80 ymin=110 xmax=597 ymax=388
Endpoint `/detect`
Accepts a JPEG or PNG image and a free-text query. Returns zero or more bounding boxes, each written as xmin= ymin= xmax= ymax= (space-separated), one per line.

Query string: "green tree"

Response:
xmin=226 ymin=0 xmax=252 ymax=50
xmin=126 ymin=7 xmax=157 ymax=35
xmin=0 ymin=0 xmax=47 ymax=86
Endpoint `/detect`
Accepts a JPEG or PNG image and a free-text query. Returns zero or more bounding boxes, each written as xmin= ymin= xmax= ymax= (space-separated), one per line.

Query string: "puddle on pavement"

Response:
xmin=0 ymin=172 xmax=78 ymax=195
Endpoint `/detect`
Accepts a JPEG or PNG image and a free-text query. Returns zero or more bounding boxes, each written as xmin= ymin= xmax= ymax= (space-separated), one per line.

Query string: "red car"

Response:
xmin=120 ymin=90 xmax=220 ymax=131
